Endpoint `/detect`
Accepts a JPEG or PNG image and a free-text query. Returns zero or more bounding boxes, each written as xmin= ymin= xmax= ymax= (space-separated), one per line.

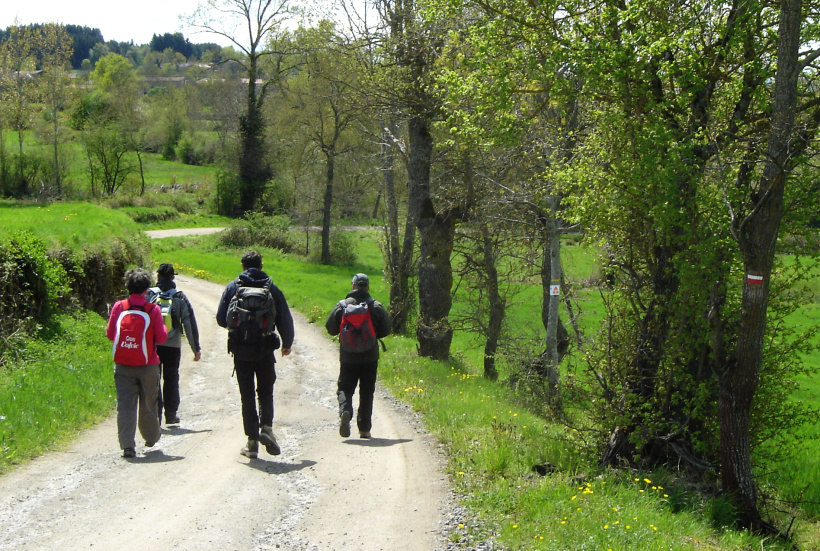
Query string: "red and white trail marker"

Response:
xmin=746 ymin=274 xmax=764 ymax=286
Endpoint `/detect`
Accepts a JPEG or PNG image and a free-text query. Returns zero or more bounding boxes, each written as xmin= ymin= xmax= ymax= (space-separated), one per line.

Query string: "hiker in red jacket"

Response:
xmin=106 ymin=268 xmax=168 ymax=459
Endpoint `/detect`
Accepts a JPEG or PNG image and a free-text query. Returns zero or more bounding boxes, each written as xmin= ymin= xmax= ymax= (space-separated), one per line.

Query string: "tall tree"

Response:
xmin=37 ymin=23 xmax=74 ymax=197
xmin=186 ymin=0 xmax=296 ymax=211
xmin=0 ymin=24 xmax=38 ymax=193
xmin=282 ymin=22 xmax=363 ymax=263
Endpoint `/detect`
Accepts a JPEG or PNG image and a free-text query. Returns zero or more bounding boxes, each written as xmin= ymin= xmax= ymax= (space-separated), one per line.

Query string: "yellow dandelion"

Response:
xmin=603 ymin=525 xmax=609 ymax=530
xmin=644 ymin=478 xmax=651 ymax=484
xmin=512 ymin=524 xmax=518 ymax=529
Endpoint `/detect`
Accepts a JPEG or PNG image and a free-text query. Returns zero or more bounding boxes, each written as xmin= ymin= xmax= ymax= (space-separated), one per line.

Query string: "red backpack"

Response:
xmin=112 ymin=299 xmax=157 ymax=366
xmin=338 ymin=299 xmax=378 ymax=353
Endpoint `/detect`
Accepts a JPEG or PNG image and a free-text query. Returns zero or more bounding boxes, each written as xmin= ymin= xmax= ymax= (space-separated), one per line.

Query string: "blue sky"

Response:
xmin=0 ymin=0 xmax=231 ymax=46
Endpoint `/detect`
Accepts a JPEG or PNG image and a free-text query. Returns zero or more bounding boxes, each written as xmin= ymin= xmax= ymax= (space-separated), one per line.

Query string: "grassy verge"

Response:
xmin=151 ymin=232 xmax=818 ymax=549
xmin=0 ymin=312 xmax=113 ymax=473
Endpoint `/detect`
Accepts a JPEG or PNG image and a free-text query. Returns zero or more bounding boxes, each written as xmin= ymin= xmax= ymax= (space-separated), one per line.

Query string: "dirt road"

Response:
xmin=0 ymin=274 xmax=452 ymax=550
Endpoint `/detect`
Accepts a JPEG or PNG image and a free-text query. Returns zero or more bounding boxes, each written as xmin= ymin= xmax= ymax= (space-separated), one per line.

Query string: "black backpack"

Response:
xmin=226 ymin=280 xmax=277 ymax=357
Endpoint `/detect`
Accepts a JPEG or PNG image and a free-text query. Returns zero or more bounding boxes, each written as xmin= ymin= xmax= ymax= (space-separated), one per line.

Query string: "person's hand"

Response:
xmin=193 ymin=351 xmax=201 ymax=362
xmin=281 ymin=348 xmax=292 ymax=357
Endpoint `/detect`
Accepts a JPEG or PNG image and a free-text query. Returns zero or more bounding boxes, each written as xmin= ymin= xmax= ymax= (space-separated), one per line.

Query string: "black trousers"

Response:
xmin=234 ymin=354 xmax=276 ymax=439
xmin=157 ymin=345 xmax=181 ymax=419
xmin=337 ymin=360 xmax=378 ymax=433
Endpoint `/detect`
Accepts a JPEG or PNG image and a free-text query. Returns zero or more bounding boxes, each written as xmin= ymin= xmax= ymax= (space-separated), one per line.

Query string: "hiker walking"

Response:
xmin=106 ymin=268 xmax=168 ymax=458
xmin=216 ymin=250 xmax=294 ymax=459
xmin=325 ymin=273 xmax=391 ymax=439
xmin=147 ymin=263 xmax=202 ymax=425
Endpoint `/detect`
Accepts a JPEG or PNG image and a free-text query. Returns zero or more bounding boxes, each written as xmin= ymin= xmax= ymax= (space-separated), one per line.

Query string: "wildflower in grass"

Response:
xmin=626 ymin=525 xmax=631 ymax=530
xmin=603 ymin=525 xmax=609 ymax=530
xmin=644 ymin=478 xmax=651 ymax=484
xmin=512 ymin=524 xmax=518 ymax=529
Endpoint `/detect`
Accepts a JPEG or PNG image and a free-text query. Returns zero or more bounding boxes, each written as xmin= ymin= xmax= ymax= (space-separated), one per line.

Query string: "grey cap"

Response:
xmin=352 ymin=273 xmax=369 ymax=288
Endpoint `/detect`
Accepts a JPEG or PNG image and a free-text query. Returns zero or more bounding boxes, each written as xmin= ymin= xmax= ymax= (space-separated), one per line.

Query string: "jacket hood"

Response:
xmin=346 ymin=288 xmax=372 ymax=302
xmin=157 ymin=279 xmax=177 ymax=292
xmin=238 ymin=268 xmax=271 ymax=287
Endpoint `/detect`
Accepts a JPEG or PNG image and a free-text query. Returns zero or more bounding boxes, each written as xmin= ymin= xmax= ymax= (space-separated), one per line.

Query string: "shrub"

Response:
xmin=217 ymin=212 xmax=296 ymax=253
xmin=308 ymin=229 xmax=358 ymax=265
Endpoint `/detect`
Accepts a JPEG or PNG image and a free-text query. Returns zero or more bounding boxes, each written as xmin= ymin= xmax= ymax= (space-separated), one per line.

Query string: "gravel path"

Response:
xmin=0 ymin=274 xmax=455 ymax=550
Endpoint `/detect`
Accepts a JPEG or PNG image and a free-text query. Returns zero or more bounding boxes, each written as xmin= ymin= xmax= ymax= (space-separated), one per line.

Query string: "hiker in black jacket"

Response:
xmin=325 ymin=273 xmax=391 ymax=439
xmin=147 ymin=263 xmax=201 ymax=426
xmin=216 ymin=250 xmax=295 ymax=459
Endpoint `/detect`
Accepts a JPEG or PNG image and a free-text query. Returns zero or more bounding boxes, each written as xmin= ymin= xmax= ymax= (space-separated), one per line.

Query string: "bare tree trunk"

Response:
xmin=408 ymin=116 xmax=453 ymax=358
xmin=720 ymin=0 xmax=801 ymax=528
xmin=542 ymin=198 xmax=563 ymax=404
xmin=321 ymin=153 xmax=334 ymax=264
xmin=383 ymin=119 xmax=415 ymax=334
xmin=481 ymin=224 xmax=503 ymax=380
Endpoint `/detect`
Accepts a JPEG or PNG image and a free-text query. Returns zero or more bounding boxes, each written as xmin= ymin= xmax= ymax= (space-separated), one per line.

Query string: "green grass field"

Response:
xmin=1 ymin=203 xmax=818 ymax=549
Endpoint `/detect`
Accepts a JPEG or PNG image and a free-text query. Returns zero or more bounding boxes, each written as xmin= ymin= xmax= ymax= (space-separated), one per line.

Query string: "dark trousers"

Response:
xmin=157 ymin=345 xmax=181 ymax=419
xmin=337 ymin=360 xmax=378 ymax=433
xmin=234 ymin=354 xmax=276 ymax=439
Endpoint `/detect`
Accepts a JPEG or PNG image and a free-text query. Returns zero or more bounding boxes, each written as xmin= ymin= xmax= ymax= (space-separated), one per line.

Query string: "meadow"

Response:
xmin=1 ymin=202 xmax=819 ymax=549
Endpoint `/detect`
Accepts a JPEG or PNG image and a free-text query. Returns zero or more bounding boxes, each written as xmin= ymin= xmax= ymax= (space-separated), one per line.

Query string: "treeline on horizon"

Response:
xmin=0 ymin=24 xmax=224 ymax=70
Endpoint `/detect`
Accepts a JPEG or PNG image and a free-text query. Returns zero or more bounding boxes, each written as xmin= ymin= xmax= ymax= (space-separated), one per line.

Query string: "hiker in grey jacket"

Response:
xmin=325 ymin=273 xmax=391 ymax=439
xmin=147 ymin=263 xmax=201 ymax=425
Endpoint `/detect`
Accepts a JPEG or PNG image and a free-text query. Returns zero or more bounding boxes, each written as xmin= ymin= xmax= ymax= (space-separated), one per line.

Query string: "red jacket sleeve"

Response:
xmin=106 ymin=301 xmax=124 ymax=341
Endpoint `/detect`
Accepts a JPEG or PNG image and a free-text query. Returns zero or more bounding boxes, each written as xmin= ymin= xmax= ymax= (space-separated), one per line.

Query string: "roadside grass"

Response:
xmin=151 ymin=231 xmax=816 ymax=549
xmin=0 ymin=312 xmax=112 ymax=474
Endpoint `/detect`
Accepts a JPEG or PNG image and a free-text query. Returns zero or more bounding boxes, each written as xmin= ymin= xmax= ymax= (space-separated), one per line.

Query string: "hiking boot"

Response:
xmin=166 ymin=412 xmax=180 ymax=425
xmin=240 ymin=438 xmax=259 ymax=459
xmin=359 ymin=430 xmax=371 ymax=439
xmin=259 ymin=425 xmax=281 ymax=456
xmin=122 ymin=447 xmax=136 ymax=458
xmin=339 ymin=410 xmax=352 ymax=438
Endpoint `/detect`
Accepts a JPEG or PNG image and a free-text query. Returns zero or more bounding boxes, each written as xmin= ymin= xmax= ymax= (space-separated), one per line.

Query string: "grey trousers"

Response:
xmin=114 ymin=363 xmax=162 ymax=449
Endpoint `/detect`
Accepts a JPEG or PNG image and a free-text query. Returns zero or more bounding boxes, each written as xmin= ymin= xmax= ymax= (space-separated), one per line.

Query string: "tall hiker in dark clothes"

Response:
xmin=216 ymin=250 xmax=295 ymax=459
xmin=325 ymin=273 xmax=391 ymax=439
xmin=147 ymin=263 xmax=202 ymax=425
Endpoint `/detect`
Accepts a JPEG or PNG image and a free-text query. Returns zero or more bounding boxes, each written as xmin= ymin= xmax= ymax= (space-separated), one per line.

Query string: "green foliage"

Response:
xmin=0 ymin=232 xmax=70 ymax=357
xmin=0 ymin=311 xmax=113 ymax=473
xmin=217 ymin=211 xmax=296 ymax=253
xmin=211 ymin=167 xmax=242 ymax=215
xmin=308 ymin=229 xmax=358 ymax=265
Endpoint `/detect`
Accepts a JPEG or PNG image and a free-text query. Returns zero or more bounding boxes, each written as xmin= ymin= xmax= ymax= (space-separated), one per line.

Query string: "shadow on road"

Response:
xmin=161 ymin=427 xmax=213 ymax=436
xmin=342 ymin=438 xmax=413 ymax=448
xmin=242 ymin=459 xmax=317 ymax=475
xmin=126 ymin=450 xmax=185 ymax=463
